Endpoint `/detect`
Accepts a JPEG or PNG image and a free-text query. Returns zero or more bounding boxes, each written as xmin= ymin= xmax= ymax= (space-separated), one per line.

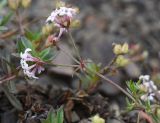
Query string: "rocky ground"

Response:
xmin=0 ymin=0 xmax=160 ymax=123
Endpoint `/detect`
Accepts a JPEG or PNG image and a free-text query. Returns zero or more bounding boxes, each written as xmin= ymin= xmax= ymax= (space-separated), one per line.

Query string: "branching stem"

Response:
xmin=47 ymin=63 xmax=79 ymax=68
xmin=68 ymin=32 xmax=81 ymax=61
xmin=58 ymin=46 xmax=80 ymax=64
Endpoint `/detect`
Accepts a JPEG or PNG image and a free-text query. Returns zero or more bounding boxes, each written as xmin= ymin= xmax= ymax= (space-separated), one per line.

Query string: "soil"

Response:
xmin=0 ymin=0 xmax=160 ymax=123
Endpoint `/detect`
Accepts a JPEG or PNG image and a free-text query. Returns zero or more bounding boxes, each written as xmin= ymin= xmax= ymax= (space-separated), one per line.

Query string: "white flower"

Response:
xmin=139 ymin=75 xmax=159 ymax=102
xmin=46 ymin=6 xmax=78 ymax=39
xmin=46 ymin=7 xmax=77 ymax=23
xmin=146 ymin=81 xmax=157 ymax=92
xmin=20 ymin=48 xmax=45 ymax=79
xmin=139 ymin=75 xmax=157 ymax=93
xmin=141 ymin=93 xmax=155 ymax=102
xmin=139 ymin=75 xmax=150 ymax=83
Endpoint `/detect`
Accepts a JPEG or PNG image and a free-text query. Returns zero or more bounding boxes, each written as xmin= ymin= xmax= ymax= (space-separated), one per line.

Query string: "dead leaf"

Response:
xmin=139 ymin=111 xmax=153 ymax=123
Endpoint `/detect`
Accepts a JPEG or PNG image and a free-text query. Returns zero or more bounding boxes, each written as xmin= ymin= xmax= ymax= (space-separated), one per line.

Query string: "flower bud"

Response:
xmin=91 ymin=115 xmax=105 ymax=123
xmin=113 ymin=44 xmax=122 ymax=55
xmin=121 ymin=43 xmax=129 ymax=54
xmin=116 ymin=55 xmax=129 ymax=67
xmin=8 ymin=0 xmax=20 ymax=10
xmin=45 ymin=35 xmax=57 ymax=48
xmin=42 ymin=23 xmax=54 ymax=36
xmin=21 ymin=0 xmax=32 ymax=8
xmin=73 ymin=7 xmax=80 ymax=14
xmin=70 ymin=19 xmax=81 ymax=28
xmin=56 ymin=1 xmax=65 ymax=8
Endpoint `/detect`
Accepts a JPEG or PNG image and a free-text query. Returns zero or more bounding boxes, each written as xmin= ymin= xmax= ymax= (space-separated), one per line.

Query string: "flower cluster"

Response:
xmin=20 ymin=48 xmax=45 ymax=79
xmin=113 ymin=43 xmax=129 ymax=55
xmin=139 ymin=75 xmax=159 ymax=102
xmin=46 ymin=4 xmax=78 ymax=41
xmin=8 ymin=0 xmax=32 ymax=10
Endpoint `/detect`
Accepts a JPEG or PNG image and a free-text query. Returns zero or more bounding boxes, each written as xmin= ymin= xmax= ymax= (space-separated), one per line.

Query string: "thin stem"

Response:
xmin=0 ymin=17 xmax=43 ymax=39
xmin=16 ymin=10 xmax=24 ymax=35
xmin=68 ymin=31 xmax=81 ymax=61
xmin=47 ymin=63 xmax=79 ymax=68
xmin=95 ymin=72 xmax=138 ymax=104
xmin=0 ymin=66 xmax=21 ymax=84
xmin=58 ymin=45 xmax=80 ymax=64
xmin=137 ymin=112 xmax=140 ymax=123
xmin=100 ymin=55 xmax=118 ymax=74
xmin=87 ymin=66 xmax=138 ymax=104
xmin=0 ymin=75 xmax=16 ymax=84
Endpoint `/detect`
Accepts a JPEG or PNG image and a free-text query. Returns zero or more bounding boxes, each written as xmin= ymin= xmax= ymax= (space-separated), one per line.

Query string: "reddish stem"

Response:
xmin=0 ymin=75 xmax=16 ymax=84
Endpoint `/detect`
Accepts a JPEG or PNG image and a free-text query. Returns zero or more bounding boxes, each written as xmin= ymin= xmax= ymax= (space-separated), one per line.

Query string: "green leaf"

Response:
xmin=152 ymin=114 xmax=160 ymax=123
xmin=39 ymin=48 xmax=51 ymax=59
xmin=145 ymin=100 xmax=151 ymax=112
xmin=1 ymin=56 xmax=18 ymax=93
xmin=21 ymin=36 xmax=34 ymax=50
xmin=126 ymin=98 xmax=134 ymax=111
xmin=17 ymin=36 xmax=36 ymax=55
xmin=86 ymin=62 xmax=100 ymax=73
xmin=41 ymin=107 xmax=64 ymax=123
xmin=25 ymin=29 xmax=42 ymax=42
xmin=126 ymin=80 xmax=138 ymax=94
xmin=1 ymin=57 xmax=18 ymax=75
xmin=57 ymin=106 xmax=64 ymax=123
xmin=39 ymin=47 xmax=58 ymax=62
xmin=17 ymin=39 xmax=25 ymax=54
xmin=1 ymin=85 xmax=23 ymax=111
xmin=79 ymin=61 xmax=101 ymax=89
xmin=0 ymin=11 xmax=13 ymax=26
xmin=41 ymin=109 xmax=54 ymax=123
xmin=42 ymin=53 xmax=55 ymax=62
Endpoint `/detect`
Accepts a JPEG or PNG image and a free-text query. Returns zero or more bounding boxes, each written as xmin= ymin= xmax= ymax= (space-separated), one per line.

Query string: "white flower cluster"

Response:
xmin=46 ymin=6 xmax=78 ymax=40
xmin=20 ymin=48 xmax=45 ymax=79
xmin=139 ymin=75 xmax=159 ymax=102
xmin=46 ymin=7 xmax=77 ymax=23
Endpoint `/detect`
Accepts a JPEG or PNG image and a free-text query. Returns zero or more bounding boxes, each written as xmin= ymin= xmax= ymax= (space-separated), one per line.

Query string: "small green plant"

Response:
xmin=41 ymin=107 xmax=64 ymax=123
xmin=126 ymin=76 xmax=160 ymax=123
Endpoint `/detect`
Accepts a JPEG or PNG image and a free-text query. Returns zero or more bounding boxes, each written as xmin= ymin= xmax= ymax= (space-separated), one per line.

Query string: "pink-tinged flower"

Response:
xmin=20 ymin=48 xmax=45 ymax=79
xmin=139 ymin=75 xmax=157 ymax=93
xmin=139 ymin=75 xmax=159 ymax=102
xmin=46 ymin=6 xmax=78 ymax=39
xmin=141 ymin=93 xmax=155 ymax=102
